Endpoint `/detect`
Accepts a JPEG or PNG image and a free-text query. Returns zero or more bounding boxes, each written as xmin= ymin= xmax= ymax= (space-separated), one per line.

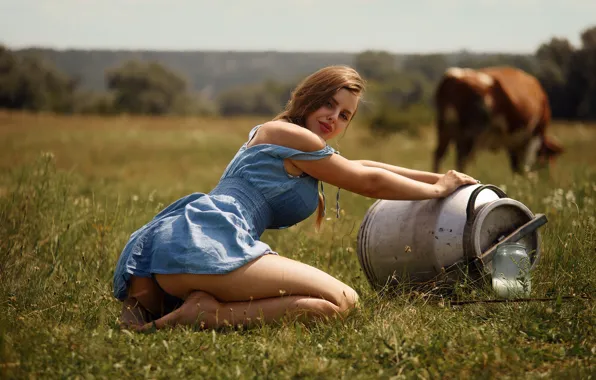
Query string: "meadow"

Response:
xmin=0 ymin=111 xmax=594 ymax=379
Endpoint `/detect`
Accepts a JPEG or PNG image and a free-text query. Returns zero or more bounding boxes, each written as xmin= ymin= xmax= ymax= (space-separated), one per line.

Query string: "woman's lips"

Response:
xmin=319 ymin=121 xmax=332 ymax=134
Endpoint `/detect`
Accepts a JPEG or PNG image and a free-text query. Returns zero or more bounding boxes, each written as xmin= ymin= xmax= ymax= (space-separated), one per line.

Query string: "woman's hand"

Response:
xmin=433 ymin=170 xmax=480 ymax=197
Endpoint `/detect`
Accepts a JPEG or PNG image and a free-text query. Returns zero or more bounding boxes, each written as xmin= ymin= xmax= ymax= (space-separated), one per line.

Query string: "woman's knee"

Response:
xmin=336 ymin=285 xmax=360 ymax=314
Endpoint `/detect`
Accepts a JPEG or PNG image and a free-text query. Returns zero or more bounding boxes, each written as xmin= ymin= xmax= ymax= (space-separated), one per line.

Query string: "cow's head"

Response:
xmin=511 ymin=135 xmax=564 ymax=173
xmin=537 ymin=136 xmax=564 ymax=168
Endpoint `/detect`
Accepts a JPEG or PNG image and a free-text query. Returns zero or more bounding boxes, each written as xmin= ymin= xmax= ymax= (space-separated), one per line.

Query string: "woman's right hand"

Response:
xmin=433 ymin=170 xmax=480 ymax=197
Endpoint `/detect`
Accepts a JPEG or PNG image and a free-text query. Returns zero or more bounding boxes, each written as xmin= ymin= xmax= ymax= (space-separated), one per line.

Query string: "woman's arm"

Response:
xmin=294 ymin=154 xmax=475 ymax=200
xmin=353 ymin=160 xmax=442 ymax=184
xmin=254 ymin=120 xmax=478 ymax=200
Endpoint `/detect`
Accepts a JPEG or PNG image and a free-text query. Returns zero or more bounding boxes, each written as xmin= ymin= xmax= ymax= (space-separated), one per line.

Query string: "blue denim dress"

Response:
xmin=113 ymin=124 xmax=337 ymax=300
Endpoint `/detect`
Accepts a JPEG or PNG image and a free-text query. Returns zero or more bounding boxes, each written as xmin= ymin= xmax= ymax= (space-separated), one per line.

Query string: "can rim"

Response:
xmin=467 ymin=198 xmax=541 ymax=270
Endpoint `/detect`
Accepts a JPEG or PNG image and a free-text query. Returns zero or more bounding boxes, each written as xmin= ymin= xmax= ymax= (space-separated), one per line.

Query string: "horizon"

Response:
xmin=1 ymin=0 xmax=595 ymax=55
xmin=8 ymin=45 xmax=550 ymax=55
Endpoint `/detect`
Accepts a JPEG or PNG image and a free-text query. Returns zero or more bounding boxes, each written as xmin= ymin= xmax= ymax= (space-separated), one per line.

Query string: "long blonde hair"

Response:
xmin=274 ymin=65 xmax=366 ymax=230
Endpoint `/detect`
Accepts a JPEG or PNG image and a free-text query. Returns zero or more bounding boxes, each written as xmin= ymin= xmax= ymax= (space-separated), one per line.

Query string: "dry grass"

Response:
xmin=0 ymin=111 xmax=594 ymax=379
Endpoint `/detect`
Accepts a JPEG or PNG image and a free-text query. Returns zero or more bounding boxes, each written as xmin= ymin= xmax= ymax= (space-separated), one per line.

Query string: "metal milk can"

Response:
xmin=356 ymin=184 xmax=547 ymax=291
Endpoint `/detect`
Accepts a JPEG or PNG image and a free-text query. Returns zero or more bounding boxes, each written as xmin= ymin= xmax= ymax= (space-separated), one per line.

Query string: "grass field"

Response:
xmin=0 ymin=111 xmax=594 ymax=379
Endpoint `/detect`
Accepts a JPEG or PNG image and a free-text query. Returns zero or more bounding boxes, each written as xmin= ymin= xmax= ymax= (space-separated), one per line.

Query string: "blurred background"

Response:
xmin=1 ymin=0 xmax=595 ymax=134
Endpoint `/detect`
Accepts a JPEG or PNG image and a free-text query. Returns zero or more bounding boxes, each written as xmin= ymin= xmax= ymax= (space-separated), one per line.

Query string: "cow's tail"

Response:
xmin=537 ymin=92 xmax=563 ymax=162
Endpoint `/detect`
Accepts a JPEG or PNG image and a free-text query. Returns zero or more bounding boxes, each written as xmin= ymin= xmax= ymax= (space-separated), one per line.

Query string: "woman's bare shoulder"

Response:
xmin=250 ymin=120 xmax=326 ymax=152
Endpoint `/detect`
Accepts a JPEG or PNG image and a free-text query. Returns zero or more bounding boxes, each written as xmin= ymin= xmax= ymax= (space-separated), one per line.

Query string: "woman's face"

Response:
xmin=304 ymin=88 xmax=359 ymax=141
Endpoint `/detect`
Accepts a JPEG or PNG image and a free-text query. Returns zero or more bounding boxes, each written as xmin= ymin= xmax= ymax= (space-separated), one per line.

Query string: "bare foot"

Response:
xmin=136 ymin=291 xmax=220 ymax=332
xmin=119 ymin=297 xmax=151 ymax=329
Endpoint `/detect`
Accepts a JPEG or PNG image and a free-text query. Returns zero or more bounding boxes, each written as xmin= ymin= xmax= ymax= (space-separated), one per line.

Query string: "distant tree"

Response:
xmin=0 ymin=45 xmax=77 ymax=112
xmin=535 ymin=26 xmax=596 ymax=120
xmin=566 ymin=48 xmax=596 ymax=119
xmin=353 ymin=50 xmax=398 ymax=82
xmin=216 ymin=80 xmax=293 ymax=116
xmin=536 ymin=37 xmax=575 ymax=70
xmin=402 ymin=54 xmax=449 ymax=82
xmin=535 ymin=37 xmax=576 ymax=119
xmin=580 ymin=26 xmax=596 ymax=49
xmin=575 ymin=26 xmax=596 ymax=118
xmin=105 ymin=60 xmax=188 ymax=115
xmin=262 ymin=79 xmax=294 ymax=110
xmin=217 ymin=87 xmax=255 ymax=116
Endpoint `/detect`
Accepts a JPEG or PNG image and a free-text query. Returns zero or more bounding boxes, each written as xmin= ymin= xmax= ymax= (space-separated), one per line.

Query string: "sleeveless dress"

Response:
xmin=112 ymin=124 xmax=338 ymax=301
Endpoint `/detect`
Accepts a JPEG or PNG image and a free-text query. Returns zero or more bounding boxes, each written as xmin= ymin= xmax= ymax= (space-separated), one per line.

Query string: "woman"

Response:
xmin=114 ymin=65 xmax=479 ymax=331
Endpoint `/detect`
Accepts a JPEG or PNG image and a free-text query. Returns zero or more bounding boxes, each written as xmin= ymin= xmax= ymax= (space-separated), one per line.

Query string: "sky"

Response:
xmin=1 ymin=0 xmax=595 ymax=54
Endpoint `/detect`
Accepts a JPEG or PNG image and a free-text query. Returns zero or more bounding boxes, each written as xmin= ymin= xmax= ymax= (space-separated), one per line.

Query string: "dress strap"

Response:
xmin=247 ymin=124 xmax=263 ymax=144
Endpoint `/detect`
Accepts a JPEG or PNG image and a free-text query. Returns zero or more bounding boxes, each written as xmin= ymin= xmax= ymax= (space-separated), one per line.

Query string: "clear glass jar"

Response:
xmin=491 ymin=242 xmax=532 ymax=298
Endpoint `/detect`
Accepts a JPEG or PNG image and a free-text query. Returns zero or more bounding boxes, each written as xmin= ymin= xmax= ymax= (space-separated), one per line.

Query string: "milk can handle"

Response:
xmin=466 ymin=184 xmax=508 ymax=223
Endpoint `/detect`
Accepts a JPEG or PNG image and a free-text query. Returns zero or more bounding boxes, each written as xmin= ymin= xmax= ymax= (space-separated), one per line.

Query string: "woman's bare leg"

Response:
xmin=119 ymin=276 xmax=170 ymax=328
xmin=140 ymin=254 xmax=359 ymax=330
xmin=136 ymin=290 xmax=340 ymax=331
xmin=158 ymin=255 xmax=359 ymax=309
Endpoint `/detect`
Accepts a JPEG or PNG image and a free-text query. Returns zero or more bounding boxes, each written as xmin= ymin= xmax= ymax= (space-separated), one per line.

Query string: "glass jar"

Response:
xmin=491 ymin=242 xmax=532 ymax=298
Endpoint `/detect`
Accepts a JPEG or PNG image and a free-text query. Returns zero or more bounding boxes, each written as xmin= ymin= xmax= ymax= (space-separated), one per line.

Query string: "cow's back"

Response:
xmin=478 ymin=66 xmax=550 ymax=132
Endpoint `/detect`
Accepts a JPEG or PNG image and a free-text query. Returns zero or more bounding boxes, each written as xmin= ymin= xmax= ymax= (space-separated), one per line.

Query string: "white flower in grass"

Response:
xmin=565 ymin=190 xmax=576 ymax=204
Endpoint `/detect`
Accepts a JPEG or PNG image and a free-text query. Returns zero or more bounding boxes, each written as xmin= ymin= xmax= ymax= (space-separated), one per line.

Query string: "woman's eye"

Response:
xmin=340 ymin=113 xmax=348 ymax=120
xmin=326 ymin=101 xmax=333 ymax=108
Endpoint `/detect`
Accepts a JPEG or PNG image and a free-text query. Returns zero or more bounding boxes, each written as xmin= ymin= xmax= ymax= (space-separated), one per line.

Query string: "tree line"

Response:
xmin=1 ymin=25 xmax=595 ymax=133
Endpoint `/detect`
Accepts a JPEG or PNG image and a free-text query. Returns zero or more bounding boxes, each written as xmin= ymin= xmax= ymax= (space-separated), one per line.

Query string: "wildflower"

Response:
xmin=41 ymin=151 xmax=55 ymax=160
xmin=526 ymin=172 xmax=538 ymax=184
xmin=565 ymin=190 xmax=576 ymax=204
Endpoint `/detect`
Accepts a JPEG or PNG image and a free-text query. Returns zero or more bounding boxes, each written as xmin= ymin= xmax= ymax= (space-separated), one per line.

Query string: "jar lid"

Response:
xmin=496 ymin=242 xmax=528 ymax=251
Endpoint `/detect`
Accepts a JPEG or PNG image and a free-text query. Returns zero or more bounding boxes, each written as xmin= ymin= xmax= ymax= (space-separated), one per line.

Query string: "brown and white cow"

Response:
xmin=433 ymin=66 xmax=563 ymax=174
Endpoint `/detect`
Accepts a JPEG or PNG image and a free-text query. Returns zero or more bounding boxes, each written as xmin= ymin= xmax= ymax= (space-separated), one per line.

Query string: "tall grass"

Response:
xmin=0 ymin=112 xmax=594 ymax=378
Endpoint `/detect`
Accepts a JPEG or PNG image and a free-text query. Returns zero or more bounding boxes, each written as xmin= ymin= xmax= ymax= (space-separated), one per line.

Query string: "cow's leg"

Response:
xmin=455 ymin=138 xmax=474 ymax=173
xmin=521 ymin=136 xmax=542 ymax=172
xmin=508 ymin=150 xmax=521 ymax=173
xmin=433 ymin=124 xmax=451 ymax=173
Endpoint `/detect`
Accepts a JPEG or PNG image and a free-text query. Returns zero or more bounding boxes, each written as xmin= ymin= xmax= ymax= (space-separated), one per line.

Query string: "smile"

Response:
xmin=319 ymin=121 xmax=332 ymax=134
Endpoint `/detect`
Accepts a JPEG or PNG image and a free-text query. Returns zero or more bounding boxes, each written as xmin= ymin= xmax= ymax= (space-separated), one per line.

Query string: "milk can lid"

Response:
xmin=467 ymin=198 xmax=541 ymax=269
